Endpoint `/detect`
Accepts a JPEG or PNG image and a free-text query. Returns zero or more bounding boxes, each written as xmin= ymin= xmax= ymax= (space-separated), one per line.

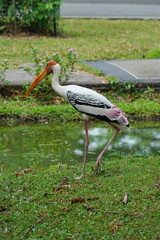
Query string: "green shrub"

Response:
xmin=0 ymin=0 xmax=62 ymax=35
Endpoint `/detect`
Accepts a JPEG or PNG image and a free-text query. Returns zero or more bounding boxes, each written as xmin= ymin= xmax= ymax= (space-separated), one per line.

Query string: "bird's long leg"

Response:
xmin=95 ymin=127 xmax=120 ymax=171
xmin=75 ymin=120 xmax=89 ymax=179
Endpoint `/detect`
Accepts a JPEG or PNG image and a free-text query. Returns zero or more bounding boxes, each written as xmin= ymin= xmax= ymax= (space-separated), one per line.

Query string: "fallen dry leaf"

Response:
xmin=71 ymin=196 xmax=99 ymax=204
xmin=15 ymin=169 xmax=33 ymax=176
xmin=109 ymin=224 xmax=119 ymax=233
xmin=122 ymin=192 xmax=128 ymax=205
xmin=71 ymin=197 xmax=86 ymax=204
xmin=126 ymin=96 xmax=133 ymax=102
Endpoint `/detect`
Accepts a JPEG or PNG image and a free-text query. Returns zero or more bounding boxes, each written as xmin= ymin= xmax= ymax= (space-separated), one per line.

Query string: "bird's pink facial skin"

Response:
xmin=25 ymin=60 xmax=57 ymax=96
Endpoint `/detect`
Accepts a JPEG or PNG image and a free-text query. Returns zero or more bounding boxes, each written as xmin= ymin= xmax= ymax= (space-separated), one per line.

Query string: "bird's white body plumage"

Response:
xmin=26 ymin=61 xmax=130 ymax=178
xmin=52 ymin=64 xmax=129 ymax=132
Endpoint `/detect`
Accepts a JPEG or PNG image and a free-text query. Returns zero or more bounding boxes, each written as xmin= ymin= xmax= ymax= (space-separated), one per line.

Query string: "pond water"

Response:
xmin=0 ymin=121 xmax=160 ymax=173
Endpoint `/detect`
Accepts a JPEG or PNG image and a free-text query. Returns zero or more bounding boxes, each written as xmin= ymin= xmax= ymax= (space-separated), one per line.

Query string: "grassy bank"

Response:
xmin=0 ymin=91 xmax=159 ymax=123
xmin=0 ymin=155 xmax=159 ymax=239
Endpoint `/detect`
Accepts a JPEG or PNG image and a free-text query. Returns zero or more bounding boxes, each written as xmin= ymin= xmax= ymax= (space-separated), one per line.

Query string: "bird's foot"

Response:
xmin=93 ymin=167 xmax=105 ymax=175
xmin=93 ymin=161 xmax=105 ymax=175
xmin=93 ymin=163 xmax=100 ymax=175
xmin=95 ymin=158 xmax=101 ymax=169
xmin=95 ymin=156 xmax=104 ymax=168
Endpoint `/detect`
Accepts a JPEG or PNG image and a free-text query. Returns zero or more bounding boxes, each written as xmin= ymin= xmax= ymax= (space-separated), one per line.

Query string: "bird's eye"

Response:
xmin=45 ymin=64 xmax=52 ymax=74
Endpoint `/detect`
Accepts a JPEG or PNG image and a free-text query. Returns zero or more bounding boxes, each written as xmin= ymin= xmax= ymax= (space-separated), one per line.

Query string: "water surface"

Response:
xmin=0 ymin=121 xmax=159 ymax=173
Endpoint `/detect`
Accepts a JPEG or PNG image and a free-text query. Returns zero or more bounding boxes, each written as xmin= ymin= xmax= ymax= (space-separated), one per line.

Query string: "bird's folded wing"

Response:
xmin=67 ymin=91 xmax=128 ymax=125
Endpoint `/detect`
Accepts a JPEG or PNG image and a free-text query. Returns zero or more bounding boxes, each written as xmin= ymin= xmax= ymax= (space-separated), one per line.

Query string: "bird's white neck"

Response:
xmin=51 ymin=64 xmax=66 ymax=98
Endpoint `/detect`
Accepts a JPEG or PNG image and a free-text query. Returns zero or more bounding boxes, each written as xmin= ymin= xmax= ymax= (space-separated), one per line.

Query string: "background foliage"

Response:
xmin=0 ymin=0 xmax=61 ymax=35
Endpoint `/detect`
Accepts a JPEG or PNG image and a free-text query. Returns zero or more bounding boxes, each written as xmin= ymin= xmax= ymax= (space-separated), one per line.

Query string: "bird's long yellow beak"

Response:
xmin=25 ymin=67 xmax=48 ymax=96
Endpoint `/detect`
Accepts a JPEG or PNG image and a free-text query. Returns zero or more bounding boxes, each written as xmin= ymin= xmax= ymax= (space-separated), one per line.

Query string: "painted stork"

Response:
xmin=26 ymin=60 xmax=129 ymax=179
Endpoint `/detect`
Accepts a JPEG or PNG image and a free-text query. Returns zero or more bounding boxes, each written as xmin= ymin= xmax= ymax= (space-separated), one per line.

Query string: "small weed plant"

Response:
xmin=108 ymin=76 xmax=137 ymax=93
xmin=0 ymin=59 xmax=9 ymax=85
xmin=23 ymin=47 xmax=78 ymax=97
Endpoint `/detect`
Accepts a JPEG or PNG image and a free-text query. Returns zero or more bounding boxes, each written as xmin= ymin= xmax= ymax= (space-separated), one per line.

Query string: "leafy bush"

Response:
xmin=0 ymin=0 xmax=62 ymax=35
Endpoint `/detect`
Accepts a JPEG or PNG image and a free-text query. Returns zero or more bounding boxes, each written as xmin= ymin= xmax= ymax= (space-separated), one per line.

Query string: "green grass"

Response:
xmin=0 ymin=91 xmax=159 ymax=122
xmin=0 ymin=97 xmax=80 ymax=122
xmin=1 ymin=19 xmax=160 ymax=68
xmin=0 ymin=155 xmax=159 ymax=239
